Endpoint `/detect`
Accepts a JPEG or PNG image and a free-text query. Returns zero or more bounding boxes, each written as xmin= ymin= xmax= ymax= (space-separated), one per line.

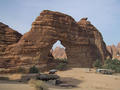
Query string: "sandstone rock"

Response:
xmin=107 ymin=43 xmax=120 ymax=60
xmin=0 ymin=10 xmax=111 ymax=68
xmin=0 ymin=22 xmax=22 ymax=46
xmin=0 ymin=22 xmax=22 ymax=68
xmin=51 ymin=47 xmax=67 ymax=59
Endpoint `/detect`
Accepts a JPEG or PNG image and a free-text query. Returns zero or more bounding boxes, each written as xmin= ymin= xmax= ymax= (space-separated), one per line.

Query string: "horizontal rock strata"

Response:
xmin=0 ymin=10 xmax=111 ymax=68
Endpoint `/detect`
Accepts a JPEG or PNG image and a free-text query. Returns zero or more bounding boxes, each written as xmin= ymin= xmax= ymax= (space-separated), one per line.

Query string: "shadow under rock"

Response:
xmin=51 ymin=77 xmax=83 ymax=89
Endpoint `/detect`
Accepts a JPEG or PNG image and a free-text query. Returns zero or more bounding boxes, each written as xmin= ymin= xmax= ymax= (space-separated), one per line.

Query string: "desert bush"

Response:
xmin=93 ymin=59 xmax=102 ymax=68
xmin=56 ymin=62 xmax=67 ymax=70
xmin=29 ymin=66 xmax=39 ymax=73
xmin=0 ymin=77 xmax=9 ymax=80
xmin=29 ymin=79 xmax=48 ymax=90
xmin=55 ymin=58 xmax=68 ymax=63
xmin=16 ymin=67 xmax=26 ymax=73
xmin=102 ymin=59 xmax=120 ymax=73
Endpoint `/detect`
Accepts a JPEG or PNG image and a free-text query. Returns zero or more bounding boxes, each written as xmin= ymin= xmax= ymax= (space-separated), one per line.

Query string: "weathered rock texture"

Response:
xmin=107 ymin=43 xmax=120 ymax=60
xmin=0 ymin=10 xmax=111 ymax=68
xmin=0 ymin=22 xmax=22 ymax=46
xmin=0 ymin=22 xmax=22 ymax=67
xmin=51 ymin=47 xmax=67 ymax=59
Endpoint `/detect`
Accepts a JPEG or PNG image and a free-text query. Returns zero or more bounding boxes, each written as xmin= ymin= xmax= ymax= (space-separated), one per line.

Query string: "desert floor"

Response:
xmin=50 ymin=68 xmax=120 ymax=90
xmin=0 ymin=68 xmax=120 ymax=90
xmin=0 ymin=80 xmax=34 ymax=90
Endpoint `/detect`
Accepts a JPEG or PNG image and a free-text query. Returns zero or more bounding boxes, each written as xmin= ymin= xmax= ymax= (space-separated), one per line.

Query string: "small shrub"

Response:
xmin=0 ymin=77 xmax=9 ymax=80
xmin=55 ymin=58 xmax=68 ymax=63
xmin=16 ymin=67 xmax=26 ymax=73
xmin=102 ymin=59 xmax=120 ymax=73
xmin=56 ymin=62 xmax=67 ymax=70
xmin=93 ymin=59 xmax=102 ymax=68
xmin=29 ymin=79 xmax=48 ymax=90
xmin=29 ymin=66 xmax=39 ymax=73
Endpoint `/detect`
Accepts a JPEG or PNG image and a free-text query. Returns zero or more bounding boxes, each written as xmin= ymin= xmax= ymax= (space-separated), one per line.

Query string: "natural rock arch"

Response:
xmin=0 ymin=10 xmax=111 ymax=68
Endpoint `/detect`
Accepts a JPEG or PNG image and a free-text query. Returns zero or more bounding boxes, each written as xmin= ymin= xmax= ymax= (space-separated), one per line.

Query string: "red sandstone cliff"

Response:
xmin=0 ymin=22 xmax=22 ymax=67
xmin=0 ymin=10 xmax=111 ymax=68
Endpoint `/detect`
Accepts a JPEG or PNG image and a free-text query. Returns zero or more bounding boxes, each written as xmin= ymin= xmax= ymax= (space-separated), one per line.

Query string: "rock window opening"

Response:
xmin=50 ymin=40 xmax=67 ymax=60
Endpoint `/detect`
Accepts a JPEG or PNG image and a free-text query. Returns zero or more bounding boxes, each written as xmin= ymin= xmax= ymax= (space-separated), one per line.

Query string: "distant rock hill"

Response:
xmin=51 ymin=47 xmax=67 ymax=59
xmin=0 ymin=10 xmax=111 ymax=69
xmin=107 ymin=42 xmax=120 ymax=60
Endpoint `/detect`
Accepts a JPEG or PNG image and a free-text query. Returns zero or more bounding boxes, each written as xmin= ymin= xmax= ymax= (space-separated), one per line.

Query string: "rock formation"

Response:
xmin=0 ymin=10 xmax=111 ymax=68
xmin=0 ymin=22 xmax=22 ymax=46
xmin=51 ymin=47 xmax=67 ymax=59
xmin=107 ymin=43 xmax=120 ymax=60
xmin=0 ymin=22 xmax=22 ymax=67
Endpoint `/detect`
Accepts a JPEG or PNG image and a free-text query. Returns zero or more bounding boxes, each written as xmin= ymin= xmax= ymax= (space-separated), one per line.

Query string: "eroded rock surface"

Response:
xmin=0 ymin=10 xmax=111 ymax=68
xmin=107 ymin=43 xmax=120 ymax=60
xmin=0 ymin=22 xmax=22 ymax=67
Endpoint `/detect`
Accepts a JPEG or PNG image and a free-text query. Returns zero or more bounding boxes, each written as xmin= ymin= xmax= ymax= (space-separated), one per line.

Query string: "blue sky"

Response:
xmin=0 ymin=0 xmax=120 ymax=47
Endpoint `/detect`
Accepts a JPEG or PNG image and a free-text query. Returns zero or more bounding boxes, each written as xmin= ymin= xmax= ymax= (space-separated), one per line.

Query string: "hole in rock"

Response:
xmin=50 ymin=40 xmax=67 ymax=60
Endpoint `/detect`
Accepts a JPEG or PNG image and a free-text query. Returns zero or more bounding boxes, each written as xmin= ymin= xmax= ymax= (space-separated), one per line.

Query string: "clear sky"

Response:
xmin=0 ymin=0 xmax=120 ymax=47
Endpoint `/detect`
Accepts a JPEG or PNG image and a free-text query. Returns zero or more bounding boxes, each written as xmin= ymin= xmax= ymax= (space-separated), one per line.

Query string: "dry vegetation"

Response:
xmin=29 ymin=79 xmax=48 ymax=90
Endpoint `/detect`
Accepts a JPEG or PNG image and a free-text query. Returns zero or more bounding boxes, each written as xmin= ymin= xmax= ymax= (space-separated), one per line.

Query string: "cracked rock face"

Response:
xmin=0 ymin=22 xmax=22 ymax=68
xmin=0 ymin=22 xmax=22 ymax=46
xmin=0 ymin=10 xmax=111 ymax=68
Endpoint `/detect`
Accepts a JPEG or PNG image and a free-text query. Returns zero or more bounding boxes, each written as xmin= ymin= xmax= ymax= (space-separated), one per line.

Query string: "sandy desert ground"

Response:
xmin=0 ymin=68 xmax=120 ymax=90
xmin=0 ymin=80 xmax=34 ymax=90
xmin=50 ymin=68 xmax=120 ymax=90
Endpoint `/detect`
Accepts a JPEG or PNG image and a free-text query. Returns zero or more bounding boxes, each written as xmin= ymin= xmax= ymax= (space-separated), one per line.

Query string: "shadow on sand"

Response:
xmin=51 ymin=77 xmax=83 ymax=89
xmin=0 ymin=80 xmax=25 ymax=84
